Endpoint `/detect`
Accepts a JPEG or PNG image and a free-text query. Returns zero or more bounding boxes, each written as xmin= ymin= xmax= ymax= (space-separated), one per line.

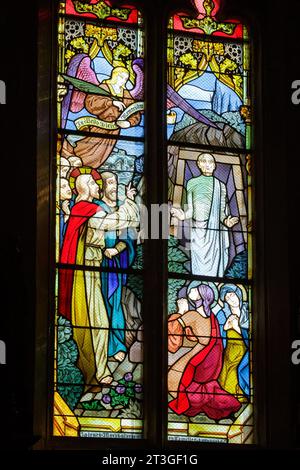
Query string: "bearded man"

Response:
xmin=59 ymin=170 xmax=139 ymax=386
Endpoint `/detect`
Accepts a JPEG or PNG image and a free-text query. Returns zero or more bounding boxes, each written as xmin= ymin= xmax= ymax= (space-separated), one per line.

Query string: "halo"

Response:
xmin=69 ymin=166 xmax=103 ymax=193
xmin=187 ymin=280 xmax=219 ymax=308
xmin=218 ymin=282 xmax=248 ymax=303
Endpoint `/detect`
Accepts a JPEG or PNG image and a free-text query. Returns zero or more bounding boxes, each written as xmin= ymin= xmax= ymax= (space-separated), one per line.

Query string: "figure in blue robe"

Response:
xmin=95 ymin=199 xmax=136 ymax=359
xmin=216 ymin=284 xmax=250 ymax=399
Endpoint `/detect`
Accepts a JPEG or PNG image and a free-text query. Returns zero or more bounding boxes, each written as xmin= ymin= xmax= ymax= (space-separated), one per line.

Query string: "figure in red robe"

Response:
xmin=58 ymin=168 xmax=139 ymax=386
xmin=168 ymin=283 xmax=241 ymax=420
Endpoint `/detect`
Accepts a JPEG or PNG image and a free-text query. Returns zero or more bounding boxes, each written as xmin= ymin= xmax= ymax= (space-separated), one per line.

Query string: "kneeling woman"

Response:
xmin=168 ymin=283 xmax=241 ymax=420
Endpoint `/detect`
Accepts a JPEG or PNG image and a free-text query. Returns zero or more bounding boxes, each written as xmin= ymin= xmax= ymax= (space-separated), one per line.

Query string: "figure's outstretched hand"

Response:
xmin=104 ymin=248 xmax=119 ymax=259
xmin=113 ymin=100 xmax=126 ymax=111
xmin=126 ymin=182 xmax=137 ymax=201
xmin=171 ymin=207 xmax=185 ymax=221
xmin=116 ymin=120 xmax=131 ymax=129
xmin=224 ymin=215 xmax=239 ymax=228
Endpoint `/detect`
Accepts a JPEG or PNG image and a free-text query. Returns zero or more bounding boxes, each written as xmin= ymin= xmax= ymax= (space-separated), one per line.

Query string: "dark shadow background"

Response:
xmin=0 ymin=0 xmax=37 ymax=450
xmin=0 ymin=0 xmax=299 ymax=455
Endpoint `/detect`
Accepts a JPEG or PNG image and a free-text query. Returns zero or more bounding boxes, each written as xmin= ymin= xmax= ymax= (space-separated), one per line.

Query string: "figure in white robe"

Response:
xmin=171 ymin=153 xmax=239 ymax=278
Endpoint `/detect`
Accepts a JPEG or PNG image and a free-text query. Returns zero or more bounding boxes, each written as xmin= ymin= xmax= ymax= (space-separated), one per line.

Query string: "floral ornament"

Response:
xmin=101 ymin=373 xmax=143 ymax=409
xmin=65 ymin=50 xmax=76 ymax=63
xmin=70 ymin=37 xmax=89 ymax=53
xmin=181 ymin=0 xmax=237 ymax=36
xmin=85 ymin=25 xmax=117 ymax=48
xmin=72 ymin=0 xmax=131 ymax=22
xmin=179 ymin=53 xmax=197 ymax=69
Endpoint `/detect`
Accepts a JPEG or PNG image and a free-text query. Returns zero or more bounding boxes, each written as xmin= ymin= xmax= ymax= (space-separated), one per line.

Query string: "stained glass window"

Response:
xmin=167 ymin=0 xmax=253 ymax=443
xmin=53 ymin=0 xmax=254 ymax=445
xmin=54 ymin=0 xmax=145 ymax=439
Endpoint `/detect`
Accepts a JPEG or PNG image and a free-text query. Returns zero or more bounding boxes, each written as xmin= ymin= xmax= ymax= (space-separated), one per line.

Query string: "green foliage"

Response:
xmin=110 ymin=389 xmax=130 ymax=408
xmin=81 ymin=400 xmax=105 ymax=411
xmin=57 ymin=315 xmax=72 ymax=344
xmin=168 ymin=278 xmax=187 ymax=314
xmin=132 ymin=243 xmax=143 ymax=270
xmin=57 ymin=340 xmax=78 ymax=368
xmin=103 ymin=375 xmax=142 ymax=411
xmin=57 ymin=367 xmax=84 ymax=411
xmin=110 ymin=381 xmax=136 ymax=407
xmin=124 ymin=381 xmax=136 ymax=399
xmin=127 ymin=274 xmax=143 ymax=301
xmin=168 ymin=236 xmax=189 ymax=274
xmin=168 ymin=237 xmax=189 ymax=313
xmin=57 ymin=316 xmax=84 ymax=411
xmin=225 ymin=250 xmax=247 ymax=279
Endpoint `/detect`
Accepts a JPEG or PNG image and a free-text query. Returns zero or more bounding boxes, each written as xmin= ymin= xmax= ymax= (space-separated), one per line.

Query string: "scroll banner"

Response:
xmin=74 ymin=101 xmax=144 ymax=131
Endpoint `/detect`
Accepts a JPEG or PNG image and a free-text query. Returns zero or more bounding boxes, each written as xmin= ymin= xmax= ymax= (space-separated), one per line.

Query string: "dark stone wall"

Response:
xmin=0 ymin=0 xmax=37 ymax=449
